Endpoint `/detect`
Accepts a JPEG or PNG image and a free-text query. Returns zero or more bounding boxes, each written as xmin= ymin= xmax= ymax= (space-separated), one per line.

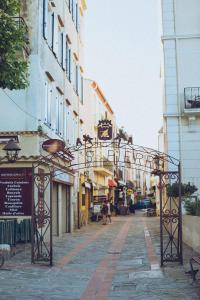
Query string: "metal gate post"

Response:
xmin=50 ymin=172 xmax=53 ymax=266
xmin=178 ymin=163 xmax=183 ymax=264
xmin=159 ymin=172 xmax=164 ymax=267
xmin=31 ymin=166 xmax=35 ymax=264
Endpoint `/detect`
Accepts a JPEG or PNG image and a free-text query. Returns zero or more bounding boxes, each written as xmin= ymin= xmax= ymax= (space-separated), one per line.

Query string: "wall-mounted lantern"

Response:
xmin=2 ymin=139 xmax=21 ymax=163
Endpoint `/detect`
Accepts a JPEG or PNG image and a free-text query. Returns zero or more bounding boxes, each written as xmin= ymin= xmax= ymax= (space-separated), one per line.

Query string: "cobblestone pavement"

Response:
xmin=0 ymin=212 xmax=200 ymax=299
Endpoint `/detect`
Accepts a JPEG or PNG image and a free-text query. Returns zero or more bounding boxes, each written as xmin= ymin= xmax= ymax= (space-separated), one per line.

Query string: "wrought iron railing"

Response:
xmin=103 ymin=158 xmax=113 ymax=172
xmin=184 ymin=87 xmax=200 ymax=109
xmin=12 ymin=16 xmax=28 ymax=31
xmin=11 ymin=16 xmax=30 ymax=55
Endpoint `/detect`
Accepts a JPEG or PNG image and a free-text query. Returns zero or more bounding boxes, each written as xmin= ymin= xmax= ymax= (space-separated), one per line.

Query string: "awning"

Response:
xmin=108 ymin=179 xmax=117 ymax=187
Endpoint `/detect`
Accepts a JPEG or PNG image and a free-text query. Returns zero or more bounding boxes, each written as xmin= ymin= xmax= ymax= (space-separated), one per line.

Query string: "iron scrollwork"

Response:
xmin=159 ymin=170 xmax=183 ymax=265
xmin=32 ymin=170 xmax=52 ymax=265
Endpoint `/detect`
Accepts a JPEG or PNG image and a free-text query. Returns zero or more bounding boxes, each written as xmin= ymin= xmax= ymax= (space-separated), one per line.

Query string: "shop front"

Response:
xmin=79 ymin=174 xmax=93 ymax=227
xmin=52 ymin=171 xmax=74 ymax=236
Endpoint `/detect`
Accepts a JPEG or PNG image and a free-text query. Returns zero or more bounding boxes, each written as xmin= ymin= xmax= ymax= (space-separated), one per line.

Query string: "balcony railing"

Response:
xmin=11 ymin=16 xmax=30 ymax=55
xmin=102 ymin=158 xmax=113 ymax=172
xmin=184 ymin=87 xmax=200 ymax=109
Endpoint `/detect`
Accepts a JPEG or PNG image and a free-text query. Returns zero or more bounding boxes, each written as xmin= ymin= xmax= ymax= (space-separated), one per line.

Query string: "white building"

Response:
xmin=0 ymin=0 xmax=87 ymax=234
xmin=161 ymin=0 xmax=200 ymax=191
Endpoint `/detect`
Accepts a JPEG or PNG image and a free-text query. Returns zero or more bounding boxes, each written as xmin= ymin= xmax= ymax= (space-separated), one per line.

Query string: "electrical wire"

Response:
xmin=2 ymin=89 xmax=41 ymax=122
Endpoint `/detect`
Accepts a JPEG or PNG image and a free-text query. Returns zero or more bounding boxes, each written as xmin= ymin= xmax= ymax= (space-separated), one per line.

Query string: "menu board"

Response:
xmin=0 ymin=168 xmax=32 ymax=217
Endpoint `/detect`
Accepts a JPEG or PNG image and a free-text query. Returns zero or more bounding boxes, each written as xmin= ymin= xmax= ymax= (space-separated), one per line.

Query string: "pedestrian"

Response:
xmin=107 ymin=200 xmax=112 ymax=224
xmin=101 ymin=200 xmax=108 ymax=225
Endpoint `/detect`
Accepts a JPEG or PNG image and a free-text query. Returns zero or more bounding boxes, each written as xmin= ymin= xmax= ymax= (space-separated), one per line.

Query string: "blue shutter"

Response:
xmin=69 ymin=49 xmax=71 ymax=82
xmin=76 ymin=3 xmax=79 ymax=32
xmin=43 ymin=0 xmax=48 ymax=39
xmin=61 ymin=32 xmax=65 ymax=69
xmin=51 ymin=13 xmax=54 ymax=50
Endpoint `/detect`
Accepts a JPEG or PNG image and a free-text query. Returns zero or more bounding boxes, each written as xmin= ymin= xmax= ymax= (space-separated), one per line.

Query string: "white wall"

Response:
xmin=162 ymin=0 xmax=200 ymax=191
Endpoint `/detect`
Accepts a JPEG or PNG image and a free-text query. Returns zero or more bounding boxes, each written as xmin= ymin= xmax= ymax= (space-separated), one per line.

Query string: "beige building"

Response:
xmin=77 ymin=79 xmax=117 ymax=225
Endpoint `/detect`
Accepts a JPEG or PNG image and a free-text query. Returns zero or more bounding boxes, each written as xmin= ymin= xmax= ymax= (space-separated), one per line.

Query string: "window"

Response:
xmin=64 ymin=103 xmax=70 ymax=143
xmin=51 ymin=13 xmax=55 ymax=50
xmin=44 ymin=81 xmax=52 ymax=126
xmin=61 ymin=32 xmax=66 ymax=69
xmin=55 ymin=93 xmax=63 ymax=136
xmin=72 ymin=114 xmax=78 ymax=145
xmin=59 ymin=97 xmax=64 ymax=136
xmin=72 ymin=59 xmax=76 ymax=91
xmin=78 ymin=71 xmax=83 ymax=103
xmin=66 ymin=41 xmax=71 ymax=81
xmin=81 ymin=76 xmax=83 ymax=104
xmin=55 ymin=94 xmax=59 ymax=133
xmin=75 ymin=3 xmax=79 ymax=32
xmin=75 ymin=65 xmax=78 ymax=95
xmin=43 ymin=0 xmax=48 ymax=39
xmin=68 ymin=0 xmax=71 ymax=13
xmin=72 ymin=0 xmax=75 ymax=21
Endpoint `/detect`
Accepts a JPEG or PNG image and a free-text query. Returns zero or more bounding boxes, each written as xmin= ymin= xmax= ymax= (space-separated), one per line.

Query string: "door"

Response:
xmin=62 ymin=185 xmax=67 ymax=233
xmin=52 ymin=182 xmax=59 ymax=236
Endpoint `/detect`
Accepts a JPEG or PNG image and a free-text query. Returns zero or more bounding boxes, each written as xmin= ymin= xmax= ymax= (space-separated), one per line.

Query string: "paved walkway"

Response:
xmin=0 ymin=212 xmax=200 ymax=299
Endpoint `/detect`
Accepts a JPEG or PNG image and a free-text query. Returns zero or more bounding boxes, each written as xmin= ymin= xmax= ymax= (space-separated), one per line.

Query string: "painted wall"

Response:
xmin=162 ymin=0 xmax=200 ymax=191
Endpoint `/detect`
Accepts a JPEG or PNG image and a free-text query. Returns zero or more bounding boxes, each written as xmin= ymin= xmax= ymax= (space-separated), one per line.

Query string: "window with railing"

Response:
xmin=184 ymin=87 xmax=200 ymax=109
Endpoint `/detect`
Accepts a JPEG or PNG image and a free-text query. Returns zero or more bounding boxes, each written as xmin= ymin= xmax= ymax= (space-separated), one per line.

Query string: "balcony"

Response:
xmin=184 ymin=87 xmax=200 ymax=114
xmin=93 ymin=158 xmax=113 ymax=177
xmin=12 ymin=16 xmax=30 ymax=56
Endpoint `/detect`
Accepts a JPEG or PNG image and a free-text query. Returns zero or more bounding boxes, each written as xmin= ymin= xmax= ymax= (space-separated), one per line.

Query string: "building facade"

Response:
xmin=161 ymin=0 xmax=200 ymax=192
xmin=0 ymin=0 xmax=87 ymax=234
xmin=78 ymin=79 xmax=117 ymax=225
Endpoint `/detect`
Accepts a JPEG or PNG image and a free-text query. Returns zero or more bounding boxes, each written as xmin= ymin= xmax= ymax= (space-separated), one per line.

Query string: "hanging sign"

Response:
xmin=0 ymin=168 xmax=32 ymax=216
xmin=42 ymin=139 xmax=65 ymax=154
xmin=97 ymin=120 xmax=113 ymax=140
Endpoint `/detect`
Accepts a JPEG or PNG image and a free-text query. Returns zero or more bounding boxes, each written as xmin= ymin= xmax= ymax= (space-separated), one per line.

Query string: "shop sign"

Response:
xmin=97 ymin=120 xmax=113 ymax=140
xmin=0 ymin=168 xmax=32 ymax=217
xmin=42 ymin=139 xmax=65 ymax=154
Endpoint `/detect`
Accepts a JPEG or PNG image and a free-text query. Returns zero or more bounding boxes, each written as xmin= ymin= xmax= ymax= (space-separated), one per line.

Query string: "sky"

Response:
xmin=84 ymin=0 xmax=162 ymax=149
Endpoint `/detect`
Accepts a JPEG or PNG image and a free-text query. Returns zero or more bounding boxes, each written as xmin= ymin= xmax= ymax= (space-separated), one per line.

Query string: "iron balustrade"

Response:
xmin=11 ymin=16 xmax=30 ymax=55
xmin=184 ymin=87 xmax=200 ymax=109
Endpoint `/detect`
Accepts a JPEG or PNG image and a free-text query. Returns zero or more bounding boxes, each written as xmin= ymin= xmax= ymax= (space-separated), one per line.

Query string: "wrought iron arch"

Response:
xmin=31 ymin=138 xmax=182 ymax=266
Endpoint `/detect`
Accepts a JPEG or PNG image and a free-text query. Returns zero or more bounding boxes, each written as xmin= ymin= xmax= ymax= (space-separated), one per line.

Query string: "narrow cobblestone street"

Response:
xmin=0 ymin=212 xmax=200 ymax=300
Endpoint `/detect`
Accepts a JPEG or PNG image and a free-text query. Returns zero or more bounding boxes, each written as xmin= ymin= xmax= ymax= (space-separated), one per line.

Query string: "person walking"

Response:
xmin=107 ymin=201 xmax=112 ymax=224
xmin=101 ymin=200 xmax=108 ymax=225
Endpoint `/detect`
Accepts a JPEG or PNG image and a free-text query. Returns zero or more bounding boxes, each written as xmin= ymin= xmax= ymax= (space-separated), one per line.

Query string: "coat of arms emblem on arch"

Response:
xmin=97 ymin=119 xmax=113 ymax=140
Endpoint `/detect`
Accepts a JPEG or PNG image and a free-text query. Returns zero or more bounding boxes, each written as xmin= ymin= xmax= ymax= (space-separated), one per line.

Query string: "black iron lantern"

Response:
xmin=2 ymin=139 xmax=21 ymax=163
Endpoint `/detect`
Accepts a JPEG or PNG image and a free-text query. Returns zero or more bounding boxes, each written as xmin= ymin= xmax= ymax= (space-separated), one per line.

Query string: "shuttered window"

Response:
xmin=44 ymin=81 xmax=52 ymax=126
xmin=66 ymin=48 xmax=71 ymax=82
xmin=61 ymin=32 xmax=66 ymax=69
xmin=43 ymin=0 xmax=48 ymax=39
xmin=51 ymin=13 xmax=54 ymax=50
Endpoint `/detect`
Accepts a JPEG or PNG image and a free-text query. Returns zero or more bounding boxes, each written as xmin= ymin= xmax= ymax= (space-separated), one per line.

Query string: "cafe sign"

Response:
xmin=0 ymin=168 xmax=32 ymax=217
xmin=97 ymin=120 xmax=113 ymax=140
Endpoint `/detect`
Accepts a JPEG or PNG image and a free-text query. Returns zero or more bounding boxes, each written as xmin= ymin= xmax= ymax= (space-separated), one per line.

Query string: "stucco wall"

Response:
xmin=183 ymin=215 xmax=200 ymax=253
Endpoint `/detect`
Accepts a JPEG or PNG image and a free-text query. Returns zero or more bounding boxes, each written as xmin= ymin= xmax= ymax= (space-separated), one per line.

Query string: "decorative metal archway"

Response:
xmin=31 ymin=136 xmax=182 ymax=267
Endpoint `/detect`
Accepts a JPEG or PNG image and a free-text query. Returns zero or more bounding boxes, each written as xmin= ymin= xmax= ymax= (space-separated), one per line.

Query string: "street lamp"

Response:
xmin=2 ymin=139 xmax=21 ymax=163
